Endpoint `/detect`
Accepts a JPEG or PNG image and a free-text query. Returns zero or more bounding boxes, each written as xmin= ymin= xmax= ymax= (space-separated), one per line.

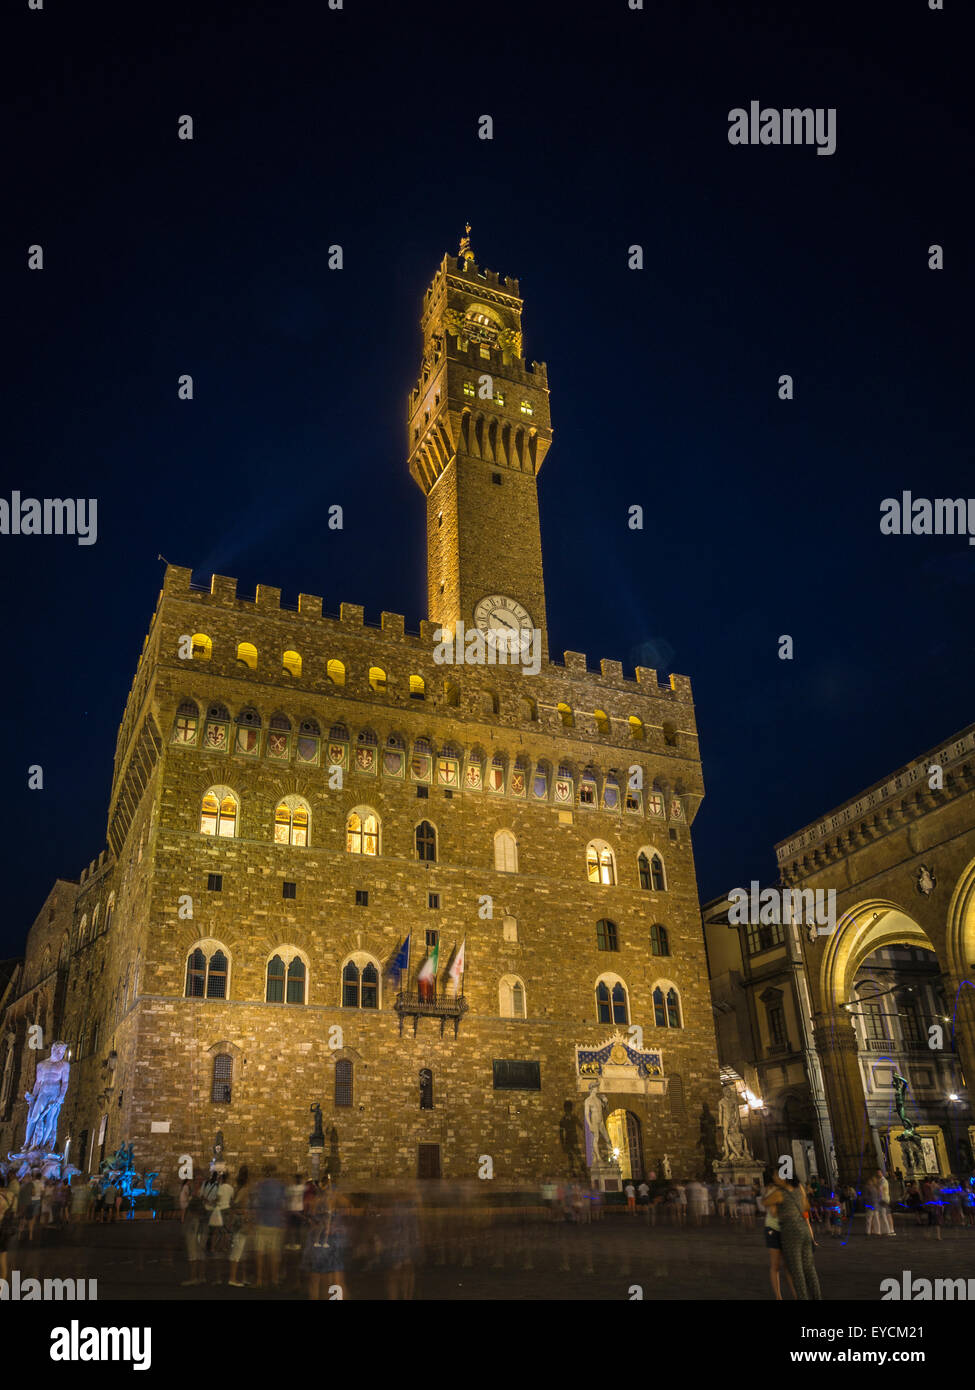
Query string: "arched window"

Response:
xmin=172 ymin=699 xmax=199 ymax=745
xmin=186 ymin=945 xmax=229 ymax=999
xmin=586 ymin=841 xmax=616 ymax=886
xmin=191 ymin=633 xmax=212 ymax=661
xmin=282 ymin=649 xmax=302 ymax=678
xmin=494 ymin=829 xmax=518 ymax=873
xmin=500 ymin=975 xmax=527 ymax=1018
xmin=211 ymin=1054 xmax=233 ymax=1104
xmin=335 ymin=1059 xmax=353 ymax=1107
xmin=443 ymin=679 xmax=460 ymax=708
xmin=653 ymin=984 xmax=682 ymax=1028
xmin=206 ymin=950 xmax=227 ymax=998
xmin=596 ymin=919 xmax=619 ymax=952
xmin=650 ymin=853 xmax=666 ymax=891
xmin=92 ymin=905 xmax=100 ymax=935
xmin=369 ymin=666 xmax=387 ymax=692
xmin=593 ymin=709 xmax=610 ymax=736
xmin=266 ymin=951 xmax=307 ymax=1004
xmin=638 ymin=852 xmax=652 ymax=890
xmin=416 ymin=820 xmax=437 ymax=862
xmin=274 ymin=797 xmax=309 ymax=846
xmin=628 ymin=716 xmax=644 ymax=740
xmin=346 ymin=808 xmax=379 ymax=856
xmin=200 ymin=788 xmax=238 ymax=837
xmin=650 ymin=924 xmax=670 ymax=957
xmin=579 ymin=770 xmax=597 ymax=806
xmin=327 ymin=659 xmax=346 ymax=686
xmin=78 ymin=914 xmax=88 ymax=948
xmin=234 ymin=707 xmax=262 ymax=755
xmin=104 ymin=894 xmax=115 ymax=933
xmin=266 ymin=954 xmax=286 ymax=1002
xmin=287 ymin=956 xmax=306 ymax=1004
xmin=236 ymin=642 xmax=258 ymax=670
xmin=342 ymin=957 xmax=380 ymax=1009
xmin=409 ymin=674 xmax=425 ymax=699
xmin=596 ymin=977 xmax=629 ymax=1025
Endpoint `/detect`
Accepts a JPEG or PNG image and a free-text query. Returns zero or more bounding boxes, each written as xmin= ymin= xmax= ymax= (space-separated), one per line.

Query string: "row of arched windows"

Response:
xmin=198 ymin=788 xmax=670 ymax=887
xmin=183 ymin=946 xmax=683 ymax=1025
xmin=77 ymin=894 xmax=116 ymax=948
xmin=173 ymin=702 xmax=687 ymax=820
xmin=178 ymin=657 xmax=676 ymax=746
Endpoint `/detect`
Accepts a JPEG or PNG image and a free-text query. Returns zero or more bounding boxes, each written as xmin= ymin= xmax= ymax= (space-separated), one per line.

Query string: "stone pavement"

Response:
xmin=6 ymin=1211 xmax=974 ymax=1300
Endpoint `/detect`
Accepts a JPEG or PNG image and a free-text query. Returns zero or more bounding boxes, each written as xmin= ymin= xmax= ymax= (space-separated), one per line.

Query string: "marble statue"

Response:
xmin=583 ymin=1083 xmax=611 ymax=1164
xmin=718 ymin=1086 xmax=751 ymax=1161
xmin=661 ymin=1153 xmax=671 ymax=1179
xmin=22 ymin=1041 xmax=70 ymax=1154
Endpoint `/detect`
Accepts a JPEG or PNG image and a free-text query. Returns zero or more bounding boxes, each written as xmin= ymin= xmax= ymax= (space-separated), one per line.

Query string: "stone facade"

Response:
xmin=1 ymin=246 xmax=722 ymax=1190
xmin=776 ymin=725 xmax=975 ymax=1185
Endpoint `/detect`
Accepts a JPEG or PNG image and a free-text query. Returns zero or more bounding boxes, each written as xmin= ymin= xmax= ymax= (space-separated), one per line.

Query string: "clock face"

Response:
xmin=474 ymin=594 xmax=533 ymax=646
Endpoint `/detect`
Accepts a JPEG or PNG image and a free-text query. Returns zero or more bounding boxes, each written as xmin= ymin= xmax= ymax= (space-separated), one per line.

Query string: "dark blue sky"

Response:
xmin=4 ymin=0 xmax=972 ymax=954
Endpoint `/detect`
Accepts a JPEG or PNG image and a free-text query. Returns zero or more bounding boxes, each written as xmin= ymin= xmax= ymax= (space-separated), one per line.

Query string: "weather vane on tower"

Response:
xmin=459 ymin=222 xmax=474 ymax=269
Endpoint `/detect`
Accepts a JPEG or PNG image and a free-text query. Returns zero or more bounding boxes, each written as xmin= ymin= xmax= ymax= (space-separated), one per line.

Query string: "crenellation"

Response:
xmin=162 ymin=565 xmax=192 ymax=594
xmin=255 ymin=583 xmax=281 ymax=610
xmin=0 ymin=249 xmax=717 ymax=1194
xmin=209 ymin=574 xmax=238 ymax=604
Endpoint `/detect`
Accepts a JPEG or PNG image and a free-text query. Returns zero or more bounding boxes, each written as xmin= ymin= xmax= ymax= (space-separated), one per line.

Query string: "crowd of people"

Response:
xmin=2 ymin=1160 xmax=973 ymax=1299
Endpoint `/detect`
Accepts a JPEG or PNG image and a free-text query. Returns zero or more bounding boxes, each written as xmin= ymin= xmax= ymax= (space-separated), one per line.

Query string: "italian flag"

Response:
xmin=448 ymin=939 xmax=466 ymax=994
xmin=418 ymin=940 xmax=439 ymax=999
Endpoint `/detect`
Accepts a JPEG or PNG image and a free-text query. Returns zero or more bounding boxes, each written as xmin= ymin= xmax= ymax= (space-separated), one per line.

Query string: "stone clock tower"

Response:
xmin=408 ymin=229 xmax=553 ymax=659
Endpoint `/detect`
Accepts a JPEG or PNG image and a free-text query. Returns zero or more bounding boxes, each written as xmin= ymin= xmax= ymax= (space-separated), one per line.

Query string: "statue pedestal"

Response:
xmin=589 ymin=1158 xmax=624 ymax=1193
xmin=712 ymin=1157 xmax=764 ymax=1187
xmin=7 ymin=1147 xmax=66 ymax=1180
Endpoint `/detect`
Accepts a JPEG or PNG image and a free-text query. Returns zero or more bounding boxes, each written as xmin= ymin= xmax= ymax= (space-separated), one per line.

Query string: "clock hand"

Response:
xmin=494 ymin=616 xmax=515 ymax=629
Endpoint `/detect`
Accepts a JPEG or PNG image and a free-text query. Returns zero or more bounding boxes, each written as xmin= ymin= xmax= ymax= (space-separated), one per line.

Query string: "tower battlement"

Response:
xmin=423 ymin=254 xmax=522 ymax=310
xmin=156 ymin=566 xmax=693 ymax=706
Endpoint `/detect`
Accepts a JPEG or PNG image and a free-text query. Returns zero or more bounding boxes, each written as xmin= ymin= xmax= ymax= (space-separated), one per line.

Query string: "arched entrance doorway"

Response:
xmin=606 ymin=1109 xmax=644 ymax=1181
xmin=818 ymin=900 xmax=971 ymax=1183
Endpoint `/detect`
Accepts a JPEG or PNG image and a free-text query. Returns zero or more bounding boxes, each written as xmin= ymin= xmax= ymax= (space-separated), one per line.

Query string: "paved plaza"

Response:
xmin=6 ymin=1211 xmax=973 ymax=1301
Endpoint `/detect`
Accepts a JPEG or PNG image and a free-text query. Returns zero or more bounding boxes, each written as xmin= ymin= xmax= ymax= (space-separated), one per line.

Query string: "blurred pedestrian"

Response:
xmin=253 ymin=1165 xmax=287 ymax=1288
xmin=765 ymin=1175 xmax=821 ymax=1300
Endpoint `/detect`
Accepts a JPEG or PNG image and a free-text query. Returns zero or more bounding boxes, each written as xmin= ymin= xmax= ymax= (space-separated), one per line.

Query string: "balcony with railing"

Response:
xmin=394 ymin=991 xmax=468 ymax=1037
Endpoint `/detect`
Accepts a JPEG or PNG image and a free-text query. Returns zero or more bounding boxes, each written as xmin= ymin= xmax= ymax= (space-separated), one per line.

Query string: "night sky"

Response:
xmin=4 ymin=0 xmax=971 ymax=957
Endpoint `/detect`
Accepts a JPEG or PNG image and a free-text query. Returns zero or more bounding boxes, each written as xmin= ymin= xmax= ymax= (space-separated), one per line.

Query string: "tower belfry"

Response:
xmin=408 ymin=233 xmax=553 ymax=659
